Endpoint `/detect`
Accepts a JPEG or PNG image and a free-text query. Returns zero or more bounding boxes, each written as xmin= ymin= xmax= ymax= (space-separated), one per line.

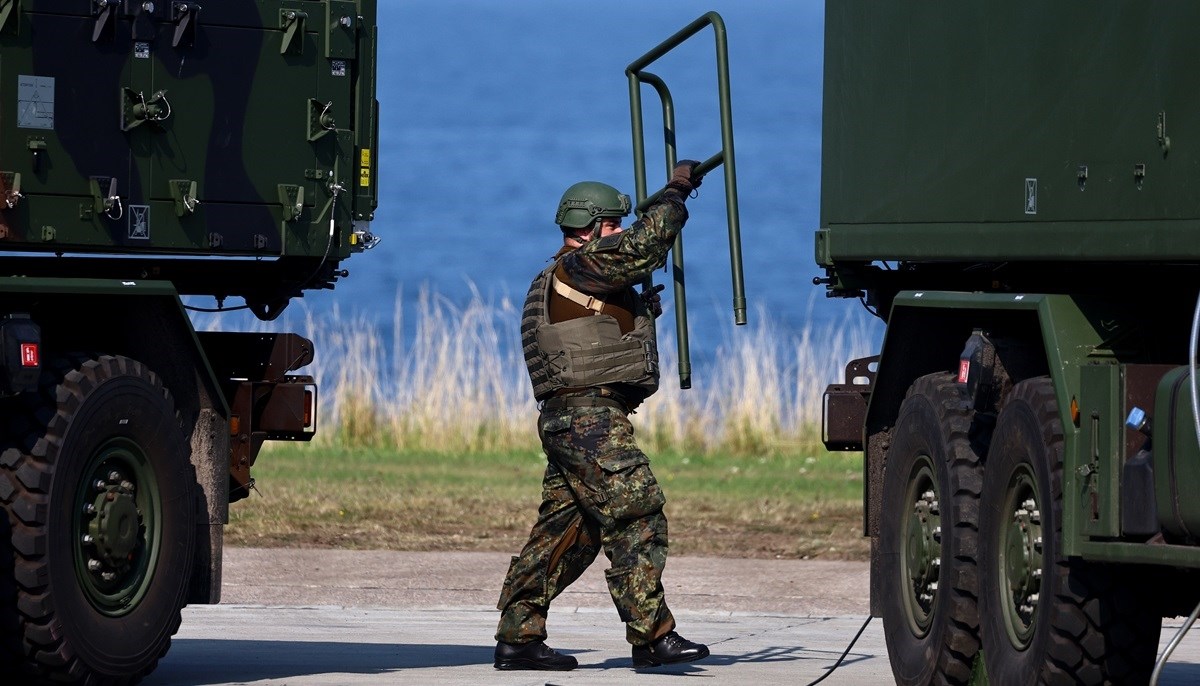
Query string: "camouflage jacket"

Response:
xmin=558 ymin=188 xmax=689 ymax=294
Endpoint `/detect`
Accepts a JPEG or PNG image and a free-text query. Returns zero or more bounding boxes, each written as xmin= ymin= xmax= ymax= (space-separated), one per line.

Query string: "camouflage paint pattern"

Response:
xmin=0 ymin=1 xmax=379 ymax=308
xmin=561 ymin=187 xmax=688 ymax=293
xmin=496 ymin=406 xmax=675 ymax=646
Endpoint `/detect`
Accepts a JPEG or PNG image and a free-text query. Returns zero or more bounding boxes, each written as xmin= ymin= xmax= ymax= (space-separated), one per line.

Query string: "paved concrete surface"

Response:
xmin=142 ymin=548 xmax=1200 ymax=685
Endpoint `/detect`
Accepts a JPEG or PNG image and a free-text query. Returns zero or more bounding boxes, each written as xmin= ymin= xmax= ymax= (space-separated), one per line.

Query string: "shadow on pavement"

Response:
xmin=147 ymin=640 xmax=495 ymax=684
xmin=590 ymin=645 xmax=876 ymax=670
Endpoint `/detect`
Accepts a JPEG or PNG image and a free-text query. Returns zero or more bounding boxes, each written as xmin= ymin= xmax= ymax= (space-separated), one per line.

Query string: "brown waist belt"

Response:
xmin=541 ymin=396 xmax=627 ymax=413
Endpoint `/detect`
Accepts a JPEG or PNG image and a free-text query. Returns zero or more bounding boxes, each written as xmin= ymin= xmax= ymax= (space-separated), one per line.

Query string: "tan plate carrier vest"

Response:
xmin=522 ymin=262 xmax=659 ymax=402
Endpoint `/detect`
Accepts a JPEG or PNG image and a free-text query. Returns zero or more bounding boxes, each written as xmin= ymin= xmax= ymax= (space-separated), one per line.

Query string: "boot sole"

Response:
xmin=494 ymin=658 xmax=577 ymax=671
xmin=633 ymin=646 xmax=711 ymax=668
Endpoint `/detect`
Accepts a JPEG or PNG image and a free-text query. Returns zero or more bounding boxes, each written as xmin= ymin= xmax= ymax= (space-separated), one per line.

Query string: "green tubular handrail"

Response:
xmin=626 ymin=11 xmax=746 ymax=390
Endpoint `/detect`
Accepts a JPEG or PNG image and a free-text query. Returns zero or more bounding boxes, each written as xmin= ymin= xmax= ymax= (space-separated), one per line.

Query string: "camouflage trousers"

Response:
xmin=495 ymin=405 xmax=675 ymax=647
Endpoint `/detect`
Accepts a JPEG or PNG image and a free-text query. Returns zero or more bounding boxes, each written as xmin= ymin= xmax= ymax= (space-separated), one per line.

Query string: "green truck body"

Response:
xmin=0 ymin=2 xmax=377 ymax=683
xmin=819 ymin=3 xmax=1200 ymax=683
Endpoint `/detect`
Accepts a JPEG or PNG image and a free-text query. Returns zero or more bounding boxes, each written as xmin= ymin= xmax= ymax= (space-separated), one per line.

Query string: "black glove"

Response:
xmin=641 ymin=283 xmax=666 ymax=318
xmin=668 ymin=159 xmax=703 ymax=194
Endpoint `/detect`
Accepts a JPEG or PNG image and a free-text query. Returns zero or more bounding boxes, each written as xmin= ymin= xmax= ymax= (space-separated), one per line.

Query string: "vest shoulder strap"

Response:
xmin=550 ymin=273 xmax=606 ymax=315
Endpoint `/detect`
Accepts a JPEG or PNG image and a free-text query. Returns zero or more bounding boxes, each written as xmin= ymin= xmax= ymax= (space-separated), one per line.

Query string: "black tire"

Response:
xmin=880 ymin=372 xmax=985 ymax=686
xmin=0 ymin=355 xmax=196 ymax=685
xmin=979 ymin=377 xmax=1160 ymax=685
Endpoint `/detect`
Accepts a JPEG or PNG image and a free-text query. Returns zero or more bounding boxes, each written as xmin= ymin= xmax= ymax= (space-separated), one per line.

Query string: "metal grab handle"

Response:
xmin=626 ymin=11 xmax=746 ymax=390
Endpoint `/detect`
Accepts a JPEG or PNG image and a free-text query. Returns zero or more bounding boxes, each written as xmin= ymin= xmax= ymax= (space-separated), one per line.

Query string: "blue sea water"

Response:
xmin=202 ymin=1 xmax=883 ymax=375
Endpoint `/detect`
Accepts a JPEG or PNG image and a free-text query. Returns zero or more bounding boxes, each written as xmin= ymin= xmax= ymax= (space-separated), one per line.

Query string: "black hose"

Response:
xmin=804 ymin=616 xmax=872 ymax=686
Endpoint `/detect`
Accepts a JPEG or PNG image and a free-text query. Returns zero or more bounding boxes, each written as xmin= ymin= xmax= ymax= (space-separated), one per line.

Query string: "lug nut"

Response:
xmin=87 ymin=559 xmax=102 ymax=571
xmin=95 ymin=480 xmax=107 ymax=491
xmin=84 ymin=503 xmax=96 ymax=515
xmin=120 ymin=480 xmax=135 ymax=492
xmin=81 ymin=534 xmax=93 ymax=544
xmin=101 ymin=572 xmax=116 ymax=582
xmin=108 ymin=471 xmax=122 ymax=482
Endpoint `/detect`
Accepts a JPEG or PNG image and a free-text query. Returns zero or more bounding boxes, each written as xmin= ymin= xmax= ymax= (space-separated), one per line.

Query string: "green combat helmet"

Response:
xmin=555 ymin=182 xmax=632 ymax=229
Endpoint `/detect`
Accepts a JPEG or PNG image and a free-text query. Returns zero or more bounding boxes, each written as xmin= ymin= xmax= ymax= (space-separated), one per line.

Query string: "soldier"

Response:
xmin=494 ymin=161 xmax=709 ymax=671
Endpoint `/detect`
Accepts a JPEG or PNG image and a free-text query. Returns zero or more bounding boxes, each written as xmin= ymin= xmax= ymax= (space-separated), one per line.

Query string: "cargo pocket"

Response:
xmin=496 ymin=555 xmax=522 ymax=610
xmin=538 ymin=411 xmax=572 ymax=443
xmin=604 ymin=566 xmax=637 ymax=622
xmin=595 ymin=451 xmax=666 ymax=521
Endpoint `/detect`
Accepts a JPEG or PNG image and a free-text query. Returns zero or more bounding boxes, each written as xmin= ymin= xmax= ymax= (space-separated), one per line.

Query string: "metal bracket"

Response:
xmin=0 ymin=0 xmax=19 ymax=36
xmin=26 ymin=137 xmax=45 ymax=173
xmin=88 ymin=176 xmax=123 ymax=219
xmin=0 ymin=172 xmax=22 ymax=209
xmin=122 ymin=88 xmax=172 ymax=131
xmin=0 ymin=172 xmax=20 ymax=212
xmin=169 ymin=179 xmax=199 ymax=217
xmin=325 ymin=1 xmax=357 ymax=59
xmin=277 ymin=184 xmax=304 ymax=222
xmin=124 ymin=0 xmax=157 ymax=41
xmin=306 ymin=99 xmax=336 ymax=142
xmin=208 ymin=232 xmax=223 ymax=249
xmin=170 ymin=2 xmax=200 ymax=48
xmin=92 ymin=0 xmax=118 ymax=42
xmin=280 ymin=9 xmax=307 ymax=55
xmin=40 ymin=225 xmax=55 ymax=242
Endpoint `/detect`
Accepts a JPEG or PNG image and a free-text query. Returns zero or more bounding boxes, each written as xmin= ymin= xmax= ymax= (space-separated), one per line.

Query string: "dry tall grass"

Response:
xmin=194 ymin=288 xmax=878 ymax=456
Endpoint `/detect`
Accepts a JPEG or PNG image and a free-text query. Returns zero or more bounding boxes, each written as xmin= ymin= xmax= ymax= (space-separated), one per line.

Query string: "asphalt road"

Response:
xmin=142 ymin=548 xmax=1200 ymax=685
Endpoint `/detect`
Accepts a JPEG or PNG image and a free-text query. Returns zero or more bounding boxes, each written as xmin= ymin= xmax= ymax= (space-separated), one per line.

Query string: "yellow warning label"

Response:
xmin=359 ymin=149 xmax=372 ymax=187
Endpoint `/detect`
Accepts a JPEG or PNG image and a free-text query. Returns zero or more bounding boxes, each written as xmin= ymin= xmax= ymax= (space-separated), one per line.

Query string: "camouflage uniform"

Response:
xmin=496 ymin=189 xmax=689 ymax=647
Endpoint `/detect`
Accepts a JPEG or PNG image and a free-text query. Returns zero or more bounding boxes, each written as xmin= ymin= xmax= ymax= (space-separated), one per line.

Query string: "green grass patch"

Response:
xmin=226 ymin=444 xmax=868 ymax=560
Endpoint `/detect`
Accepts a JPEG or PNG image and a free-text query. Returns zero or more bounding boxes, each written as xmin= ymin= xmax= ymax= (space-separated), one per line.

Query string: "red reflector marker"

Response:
xmin=20 ymin=343 xmax=39 ymax=367
xmin=957 ymin=359 xmax=970 ymax=384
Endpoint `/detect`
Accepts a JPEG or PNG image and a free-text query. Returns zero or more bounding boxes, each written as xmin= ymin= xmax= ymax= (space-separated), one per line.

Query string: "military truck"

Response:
xmin=818 ymin=3 xmax=1200 ymax=684
xmin=0 ymin=2 xmax=378 ymax=683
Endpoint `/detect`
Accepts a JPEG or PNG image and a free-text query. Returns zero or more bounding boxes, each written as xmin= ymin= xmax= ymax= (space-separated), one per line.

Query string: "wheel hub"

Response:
xmin=73 ymin=441 xmax=159 ymax=615
xmin=87 ymin=474 xmax=141 ymax=568
xmin=901 ymin=460 xmax=941 ymax=634
xmin=1000 ymin=471 xmax=1043 ymax=644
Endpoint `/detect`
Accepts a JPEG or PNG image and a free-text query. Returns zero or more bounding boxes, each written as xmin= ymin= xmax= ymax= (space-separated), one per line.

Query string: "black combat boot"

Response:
xmin=631 ymin=631 xmax=711 ymax=667
xmin=494 ymin=640 xmax=578 ymax=671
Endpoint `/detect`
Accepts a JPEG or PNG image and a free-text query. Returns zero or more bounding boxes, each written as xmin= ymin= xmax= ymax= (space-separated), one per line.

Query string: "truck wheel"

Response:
xmin=0 ymin=355 xmax=196 ymax=685
xmin=880 ymin=372 xmax=984 ymax=686
xmin=979 ymin=377 xmax=1159 ymax=685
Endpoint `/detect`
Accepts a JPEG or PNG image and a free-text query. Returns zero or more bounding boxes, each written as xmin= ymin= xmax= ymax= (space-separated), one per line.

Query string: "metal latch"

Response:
xmin=170 ymin=2 xmax=200 ymax=48
xmin=91 ymin=0 xmax=119 ymax=42
xmin=88 ymin=176 xmax=123 ymax=220
xmin=280 ymin=10 xmax=307 ymax=55
xmin=0 ymin=0 xmax=19 ymax=36
xmin=121 ymin=88 xmax=173 ymax=131
xmin=169 ymin=179 xmax=199 ymax=217
xmin=1 ymin=172 xmax=22 ymax=209
xmin=277 ymin=184 xmax=304 ymax=222
xmin=307 ymin=99 xmax=336 ymax=141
